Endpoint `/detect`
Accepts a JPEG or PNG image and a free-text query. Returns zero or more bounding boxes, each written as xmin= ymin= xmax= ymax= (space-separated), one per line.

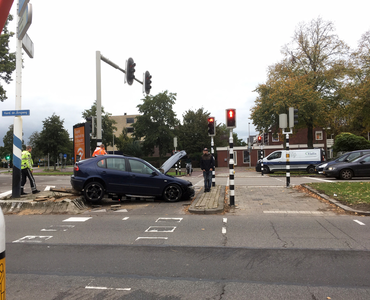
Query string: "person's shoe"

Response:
xmin=32 ymin=190 xmax=40 ymax=194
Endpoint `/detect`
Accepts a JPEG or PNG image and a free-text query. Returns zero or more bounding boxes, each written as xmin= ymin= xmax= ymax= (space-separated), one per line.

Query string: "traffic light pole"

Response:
xmin=211 ymin=136 xmax=215 ymax=187
xmin=229 ymin=129 xmax=235 ymax=206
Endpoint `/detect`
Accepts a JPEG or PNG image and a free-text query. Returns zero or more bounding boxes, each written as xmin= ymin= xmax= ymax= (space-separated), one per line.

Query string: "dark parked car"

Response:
xmin=315 ymin=149 xmax=370 ymax=174
xmin=323 ymin=153 xmax=370 ymax=179
xmin=71 ymin=150 xmax=195 ymax=202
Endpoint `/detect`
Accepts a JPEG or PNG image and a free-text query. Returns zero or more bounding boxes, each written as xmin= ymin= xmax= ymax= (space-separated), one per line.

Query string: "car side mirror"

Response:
xmin=152 ymin=171 xmax=158 ymax=176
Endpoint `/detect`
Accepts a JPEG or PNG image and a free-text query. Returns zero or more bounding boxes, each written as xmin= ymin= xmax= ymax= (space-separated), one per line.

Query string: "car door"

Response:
xmin=354 ymin=155 xmax=370 ymax=177
xmin=127 ymin=158 xmax=163 ymax=196
xmin=96 ymin=157 xmax=132 ymax=194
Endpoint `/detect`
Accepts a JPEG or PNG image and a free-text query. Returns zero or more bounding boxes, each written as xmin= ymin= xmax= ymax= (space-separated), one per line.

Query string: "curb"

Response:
xmin=301 ymin=184 xmax=370 ymax=216
xmin=188 ymin=185 xmax=225 ymax=214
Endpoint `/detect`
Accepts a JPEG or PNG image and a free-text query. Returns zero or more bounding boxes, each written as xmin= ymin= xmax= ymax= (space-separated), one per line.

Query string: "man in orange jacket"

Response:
xmin=92 ymin=144 xmax=107 ymax=157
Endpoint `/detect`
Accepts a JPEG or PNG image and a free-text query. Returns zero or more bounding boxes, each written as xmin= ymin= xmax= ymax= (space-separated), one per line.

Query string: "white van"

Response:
xmin=256 ymin=149 xmax=324 ymax=174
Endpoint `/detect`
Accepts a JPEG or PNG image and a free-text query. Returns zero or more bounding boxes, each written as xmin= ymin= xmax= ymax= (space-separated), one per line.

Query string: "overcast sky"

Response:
xmin=1 ymin=0 xmax=370 ymax=147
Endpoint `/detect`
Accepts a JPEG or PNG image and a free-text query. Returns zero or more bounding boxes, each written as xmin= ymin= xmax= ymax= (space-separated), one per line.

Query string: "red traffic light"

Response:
xmin=208 ymin=117 xmax=215 ymax=136
xmin=226 ymin=109 xmax=236 ymax=128
xmin=258 ymin=136 xmax=262 ymax=142
xmin=208 ymin=117 xmax=214 ymax=123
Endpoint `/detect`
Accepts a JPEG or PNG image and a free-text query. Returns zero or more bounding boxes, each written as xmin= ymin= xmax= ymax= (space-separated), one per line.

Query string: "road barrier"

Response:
xmin=0 ymin=207 xmax=5 ymax=299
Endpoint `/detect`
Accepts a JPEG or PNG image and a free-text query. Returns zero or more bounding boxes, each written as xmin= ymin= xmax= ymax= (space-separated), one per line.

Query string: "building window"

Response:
xmin=126 ymin=118 xmax=135 ymax=124
xmin=315 ymin=131 xmax=323 ymax=140
xmin=272 ymin=133 xmax=279 ymax=142
xmin=243 ymin=151 xmax=250 ymax=163
xmin=127 ymin=127 xmax=134 ymax=133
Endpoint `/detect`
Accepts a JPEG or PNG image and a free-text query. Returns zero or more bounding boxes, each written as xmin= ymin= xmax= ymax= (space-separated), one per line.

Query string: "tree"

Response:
xmin=333 ymin=132 xmax=370 ymax=153
xmin=133 ymin=91 xmax=179 ymax=160
xmin=36 ymin=114 xmax=70 ymax=170
xmin=0 ymin=15 xmax=16 ymax=102
xmin=251 ymin=17 xmax=349 ymax=148
xmin=115 ymin=127 xmax=143 ymax=157
xmin=82 ymin=101 xmax=117 ymax=152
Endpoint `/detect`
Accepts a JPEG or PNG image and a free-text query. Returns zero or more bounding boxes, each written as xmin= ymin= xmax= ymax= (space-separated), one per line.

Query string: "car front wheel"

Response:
xmin=339 ymin=169 xmax=353 ymax=180
xmin=163 ymin=184 xmax=182 ymax=202
xmin=84 ymin=181 xmax=105 ymax=202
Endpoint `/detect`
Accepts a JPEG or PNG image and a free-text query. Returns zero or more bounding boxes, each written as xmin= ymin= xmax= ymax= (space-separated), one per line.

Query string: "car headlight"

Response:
xmin=328 ymin=166 xmax=336 ymax=171
xmin=320 ymin=163 xmax=327 ymax=168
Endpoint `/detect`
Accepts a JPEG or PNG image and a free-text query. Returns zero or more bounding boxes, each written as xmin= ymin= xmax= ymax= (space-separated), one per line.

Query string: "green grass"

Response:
xmin=306 ymin=182 xmax=370 ymax=206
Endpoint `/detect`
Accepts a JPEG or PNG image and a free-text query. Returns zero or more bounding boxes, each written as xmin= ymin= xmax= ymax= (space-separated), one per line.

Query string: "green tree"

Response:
xmin=133 ymin=91 xmax=179 ymax=160
xmin=28 ymin=131 xmax=44 ymax=164
xmin=115 ymin=128 xmax=143 ymax=157
xmin=0 ymin=15 xmax=16 ymax=102
xmin=251 ymin=17 xmax=349 ymax=148
xmin=82 ymin=101 xmax=117 ymax=152
xmin=333 ymin=132 xmax=370 ymax=153
xmin=36 ymin=114 xmax=70 ymax=170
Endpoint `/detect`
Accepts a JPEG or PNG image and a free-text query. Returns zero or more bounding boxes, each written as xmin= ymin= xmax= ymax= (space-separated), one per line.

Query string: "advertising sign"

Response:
xmin=73 ymin=123 xmax=91 ymax=161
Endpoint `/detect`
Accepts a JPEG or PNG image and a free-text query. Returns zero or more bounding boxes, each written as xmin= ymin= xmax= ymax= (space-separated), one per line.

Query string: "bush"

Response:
xmin=333 ymin=132 xmax=370 ymax=153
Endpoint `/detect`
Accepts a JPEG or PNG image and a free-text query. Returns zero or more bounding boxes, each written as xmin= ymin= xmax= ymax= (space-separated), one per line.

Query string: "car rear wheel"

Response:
xmin=307 ymin=165 xmax=315 ymax=174
xmin=339 ymin=169 xmax=353 ymax=180
xmin=163 ymin=184 xmax=182 ymax=202
xmin=84 ymin=182 xmax=105 ymax=202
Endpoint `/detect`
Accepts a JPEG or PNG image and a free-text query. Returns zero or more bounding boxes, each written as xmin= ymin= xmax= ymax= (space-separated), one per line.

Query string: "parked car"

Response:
xmin=323 ymin=154 xmax=370 ymax=179
xmin=315 ymin=149 xmax=370 ymax=174
xmin=71 ymin=150 xmax=195 ymax=202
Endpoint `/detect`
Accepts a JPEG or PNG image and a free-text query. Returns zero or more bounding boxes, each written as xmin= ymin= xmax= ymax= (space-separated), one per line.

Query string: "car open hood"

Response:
xmin=160 ymin=150 xmax=187 ymax=174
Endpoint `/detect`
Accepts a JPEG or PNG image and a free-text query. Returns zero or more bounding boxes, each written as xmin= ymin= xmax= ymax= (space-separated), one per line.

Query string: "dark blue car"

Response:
xmin=71 ymin=150 xmax=194 ymax=202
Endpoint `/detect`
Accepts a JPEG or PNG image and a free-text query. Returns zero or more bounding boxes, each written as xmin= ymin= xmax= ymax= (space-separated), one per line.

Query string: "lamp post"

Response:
xmin=112 ymin=130 xmax=116 ymax=154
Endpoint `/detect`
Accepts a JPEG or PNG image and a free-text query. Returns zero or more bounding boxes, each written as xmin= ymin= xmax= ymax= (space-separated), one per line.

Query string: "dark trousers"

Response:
xmin=21 ymin=168 xmax=37 ymax=192
xmin=203 ymin=171 xmax=212 ymax=191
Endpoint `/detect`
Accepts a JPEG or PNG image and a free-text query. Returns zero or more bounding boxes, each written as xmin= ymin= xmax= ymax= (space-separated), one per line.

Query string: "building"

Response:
xmin=216 ymin=127 xmax=330 ymax=167
xmin=106 ymin=113 xmax=138 ymax=152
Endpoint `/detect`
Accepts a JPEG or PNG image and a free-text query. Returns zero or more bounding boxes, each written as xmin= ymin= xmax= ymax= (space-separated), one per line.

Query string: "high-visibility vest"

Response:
xmin=92 ymin=147 xmax=107 ymax=157
xmin=21 ymin=150 xmax=33 ymax=170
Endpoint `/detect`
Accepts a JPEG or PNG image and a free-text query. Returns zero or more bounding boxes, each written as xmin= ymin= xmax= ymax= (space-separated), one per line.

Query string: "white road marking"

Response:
xmin=264 ymin=211 xmax=324 ymax=214
xmin=44 ymin=186 xmax=55 ymax=191
xmin=114 ymin=209 xmax=128 ymax=212
xmin=195 ymin=179 xmax=204 ymax=186
xmin=354 ymin=220 xmax=366 ymax=226
xmin=122 ymin=217 xmax=129 ymax=221
xmin=223 ymin=218 xmax=227 ymax=224
xmin=145 ymin=226 xmax=176 ymax=233
xmin=135 ymin=237 xmax=168 ymax=241
xmin=63 ymin=217 xmax=92 ymax=222
xmin=85 ymin=286 xmax=131 ymax=291
xmin=0 ymin=190 xmax=12 ymax=198
xmin=41 ymin=225 xmax=75 ymax=232
xmin=13 ymin=235 xmax=53 ymax=243
xmin=303 ymin=177 xmax=335 ymax=183
xmin=155 ymin=217 xmax=183 ymax=222
xmin=222 ymin=227 xmax=227 ymax=234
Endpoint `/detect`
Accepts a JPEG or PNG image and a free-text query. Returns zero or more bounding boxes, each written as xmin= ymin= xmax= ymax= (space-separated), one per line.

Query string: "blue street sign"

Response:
xmin=2 ymin=110 xmax=30 ymax=116
xmin=63 ymin=154 xmax=67 ymax=159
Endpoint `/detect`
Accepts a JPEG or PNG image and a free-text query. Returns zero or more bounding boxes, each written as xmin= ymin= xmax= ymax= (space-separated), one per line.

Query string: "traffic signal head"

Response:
xmin=5 ymin=154 xmax=10 ymax=160
xmin=289 ymin=107 xmax=299 ymax=128
xmin=125 ymin=57 xmax=136 ymax=85
xmin=258 ymin=136 xmax=262 ymax=143
xmin=226 ymin=109 xmax=236 ymax=128
xmin=207 ymin=117 xmax=216 ymax=136
xmin=143 ymin=71 xmax=152 ymax=95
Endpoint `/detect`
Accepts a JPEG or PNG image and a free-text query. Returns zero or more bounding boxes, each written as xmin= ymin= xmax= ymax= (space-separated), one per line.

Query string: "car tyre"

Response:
xmin=307 ymin=165 xmax=315 ymax=174
xmin=84 ymin=181 xmax=105 ymax=202
xmin=163 ymin=184 xmax=182 ymax=202
xmin=263 ymin=166 xmax=270 ymax=174
xmin=339 ymin=169 xmax=353 ymax=180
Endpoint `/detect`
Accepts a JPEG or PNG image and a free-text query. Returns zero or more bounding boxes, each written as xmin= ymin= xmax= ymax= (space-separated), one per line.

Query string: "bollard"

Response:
xmin=0 ymin=207 xmax=5 ymax=299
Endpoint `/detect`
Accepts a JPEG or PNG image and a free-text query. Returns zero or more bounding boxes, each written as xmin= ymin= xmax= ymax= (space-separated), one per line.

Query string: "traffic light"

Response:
xmin=5 ymin=154 xmax=10 ymax=161
xmin=226 ymin=109 xmax=236 ymax=128
xmin=289 ymin=107 xmax=299 ymax=128
xmin=143 ymin=71 xmax=152 ymax=95
xmin=264 ymin=133 xmax=268 ymax=145
xmin=125 ymin=57 xmax=136 ymax=85
xmin=86 ymin=116 xmax=95 ymax=136
xmin=207 ymin=117 xmax=216 ymax=136
xmin=257 ymin=135 xmax=262 ymax=144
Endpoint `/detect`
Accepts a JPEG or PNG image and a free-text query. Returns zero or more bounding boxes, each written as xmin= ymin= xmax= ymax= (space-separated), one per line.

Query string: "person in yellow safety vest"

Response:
xmin=21 ymin=146 xmax=40 ymax=195
xmin=92 ymin=144 xmax=107 ymax=157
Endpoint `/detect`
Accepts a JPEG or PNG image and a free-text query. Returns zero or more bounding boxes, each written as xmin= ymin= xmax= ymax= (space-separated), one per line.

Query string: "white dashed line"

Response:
xmin=222 ymin=227 xmax=227 ymax=234
xmin=135 ymin=237 xmax=168 ymax=241
xmin=85 ymin=286 xmax=131 ymax=291
xmin=354 ymin=220 xmax=366 ymax=226
xmin=223 ymin=218 xmax=227 ymax=224
xmin=122 ymin=217 xmax=129 ymax=221
xmin=63 ymin=217 xmax=92 ymax=222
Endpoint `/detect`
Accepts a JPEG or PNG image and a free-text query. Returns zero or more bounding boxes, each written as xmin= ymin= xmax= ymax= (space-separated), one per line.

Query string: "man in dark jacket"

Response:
xmin=200 ymin=148 xmax=214 ymax=192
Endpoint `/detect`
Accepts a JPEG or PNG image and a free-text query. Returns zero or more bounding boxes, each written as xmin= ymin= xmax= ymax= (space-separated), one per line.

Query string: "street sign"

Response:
xmin=22 ymin=33 xmax=34 ymax=58
xmin=63 ymin=154 xmax=67 ymax=159
xmin=18 ymin=0 xmax=30 ymax=16
xmin=2 ymin=110 xmax=30 ymax=116
xmin=18 ymin=3 xmax=32 ymax=40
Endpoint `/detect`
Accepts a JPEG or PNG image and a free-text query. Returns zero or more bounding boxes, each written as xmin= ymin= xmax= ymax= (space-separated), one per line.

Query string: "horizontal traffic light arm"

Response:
xmin=100 ymin=54 xmax=144 ymax=85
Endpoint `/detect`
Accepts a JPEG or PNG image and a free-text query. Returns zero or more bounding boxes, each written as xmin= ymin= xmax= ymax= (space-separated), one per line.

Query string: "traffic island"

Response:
xmin=188 ymin=185 xmax=224 ymax=214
